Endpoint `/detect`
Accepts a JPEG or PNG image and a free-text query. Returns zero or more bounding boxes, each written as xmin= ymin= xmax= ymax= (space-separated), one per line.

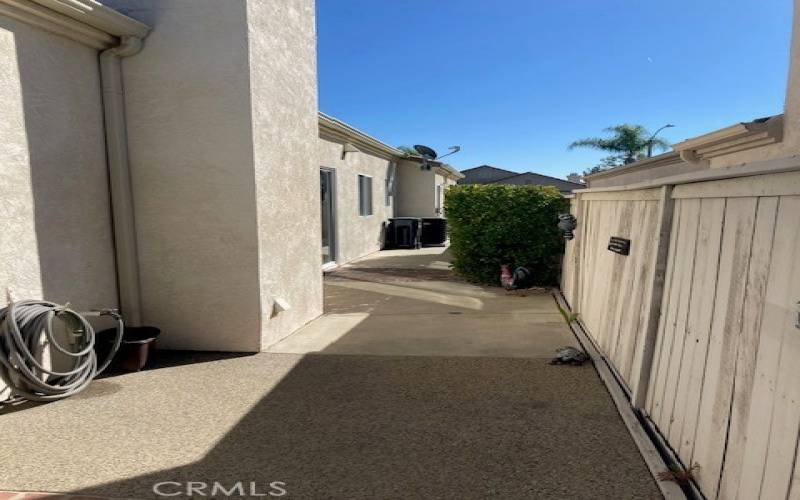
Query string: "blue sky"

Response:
xmin=316 ymin=0 xmax=792 ymax=178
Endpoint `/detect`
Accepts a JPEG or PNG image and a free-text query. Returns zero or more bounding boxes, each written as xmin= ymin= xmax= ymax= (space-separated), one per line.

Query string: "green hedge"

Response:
xmin=444 ymin=184 xmax=568 ymax=285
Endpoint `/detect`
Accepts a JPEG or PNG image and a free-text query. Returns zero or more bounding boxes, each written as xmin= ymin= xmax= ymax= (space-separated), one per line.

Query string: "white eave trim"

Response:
xmin=583 ymin=151 xmax=683 ymax=180
xmin=0 ymin=0 xmax=149 ymax=49
xmin=317 ymin=113 xmax=466 ymax=179
xmin=585 ymin=115 xmax=785 ymax=180
xmin=573 ymin=154 xmax=800 ymax=193
xmin=673 ymin=115 xmax=783 ymax=162
xmin=319 ymin=112 xmax=404 ymax=161
xmin=434 ymin=164 xmax=465 ymax=180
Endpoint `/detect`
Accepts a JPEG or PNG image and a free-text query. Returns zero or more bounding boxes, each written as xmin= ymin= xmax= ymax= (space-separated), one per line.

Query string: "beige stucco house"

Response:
xmin=316 ymin=114 xmax=461 ymax=266
xmin=0 ymin=0 xmax=461 ymax=389
xmin=395 ymin=157 xmax=461 ymax=218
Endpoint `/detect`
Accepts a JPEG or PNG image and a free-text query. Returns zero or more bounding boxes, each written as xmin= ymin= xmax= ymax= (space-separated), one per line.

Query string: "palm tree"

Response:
xmin=568 ymin=124 xmax=670 ymax=165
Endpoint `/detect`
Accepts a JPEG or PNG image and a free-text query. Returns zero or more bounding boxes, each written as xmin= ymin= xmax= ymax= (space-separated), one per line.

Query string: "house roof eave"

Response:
xmin=318 ymin=112 xmax=404 ymax=161
xmin=1 ymin=0 xmax=150 ymax=49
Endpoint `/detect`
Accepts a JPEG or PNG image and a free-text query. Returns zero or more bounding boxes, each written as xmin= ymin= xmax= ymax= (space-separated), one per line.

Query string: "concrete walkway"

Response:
xmin=0 ymin=248 xmax=660 ymax=499
xmin=269 ymin=248 xmax=577 ymax=358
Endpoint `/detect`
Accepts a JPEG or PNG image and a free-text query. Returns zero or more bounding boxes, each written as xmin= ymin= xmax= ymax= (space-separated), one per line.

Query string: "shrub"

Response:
xmin=444 ymin=184 xmax=568 ymax=285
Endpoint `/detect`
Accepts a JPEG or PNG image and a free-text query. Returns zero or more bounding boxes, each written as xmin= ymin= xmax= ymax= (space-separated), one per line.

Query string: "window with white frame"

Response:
xmin=358 ymin=175 xmax=373 ymax=216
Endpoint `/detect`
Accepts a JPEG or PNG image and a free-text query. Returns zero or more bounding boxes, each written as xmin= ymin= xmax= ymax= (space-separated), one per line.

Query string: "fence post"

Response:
xmin=630 ymin=185 xmax=674 ymax=409
xmin=563 ymin=193 xmax=583 ymax=309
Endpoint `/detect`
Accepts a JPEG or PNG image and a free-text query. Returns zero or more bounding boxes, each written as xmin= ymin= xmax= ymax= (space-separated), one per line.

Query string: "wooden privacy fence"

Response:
xmin=561 ymin=162 xmax=800 ymax=500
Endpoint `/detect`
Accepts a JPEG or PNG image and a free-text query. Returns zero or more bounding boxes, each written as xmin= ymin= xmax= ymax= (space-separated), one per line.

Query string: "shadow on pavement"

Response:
xmin=69 ymin=354 xmax=658 ymax=499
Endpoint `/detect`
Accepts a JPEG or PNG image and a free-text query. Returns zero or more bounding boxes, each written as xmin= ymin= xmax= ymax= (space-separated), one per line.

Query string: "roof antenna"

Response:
xmin=438 ymin=146 xmax=461 ymax=159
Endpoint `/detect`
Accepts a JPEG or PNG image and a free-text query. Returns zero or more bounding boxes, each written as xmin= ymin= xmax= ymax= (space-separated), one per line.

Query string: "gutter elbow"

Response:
xmin=101 ymin=35 xmax=143 ymax=60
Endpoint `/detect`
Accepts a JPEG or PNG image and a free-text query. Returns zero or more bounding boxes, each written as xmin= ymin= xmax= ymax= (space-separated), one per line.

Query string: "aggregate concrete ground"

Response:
xmin=0 ymin=247 xmax=660 ymax=499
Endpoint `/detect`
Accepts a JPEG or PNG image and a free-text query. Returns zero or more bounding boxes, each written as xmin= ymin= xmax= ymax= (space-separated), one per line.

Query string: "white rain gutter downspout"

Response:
xmin=100 ymin=34 xmax=144 ymax=326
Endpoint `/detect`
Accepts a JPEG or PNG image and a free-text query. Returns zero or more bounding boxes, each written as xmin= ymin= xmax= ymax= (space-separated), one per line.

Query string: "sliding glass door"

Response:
xmin=320 ymin=169 xmax=336 ymax=265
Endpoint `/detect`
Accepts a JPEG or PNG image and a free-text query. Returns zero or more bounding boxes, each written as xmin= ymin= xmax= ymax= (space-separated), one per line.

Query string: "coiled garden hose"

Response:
xmin=0 ymin=300 xmax=123 ymax=402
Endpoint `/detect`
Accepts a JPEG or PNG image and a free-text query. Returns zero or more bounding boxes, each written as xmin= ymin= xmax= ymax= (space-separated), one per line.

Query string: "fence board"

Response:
xmin=674 ymin=197 xmax=725 ymax=463
xmin=649 ymin=198 xmax=698 ymax=428
xmin=758 ymin=195 xmax=800 ymax=500
xmin=616 ymin=200 xmax=657 ymax=383
xmin=603 ymin=201 xmax=633 ymax=365
xmin=718 ymin=196 xmax=779 ymax=499
xmin=631 ymin=186 xmax=674 ymax=408
xmin=570 ymin=195 xmax=661 ymax=389
xmin=689 ymin=197 xmax=757 ymax=498
xmin=658 ymin=198 xmax=701 ymax=437
xmin=645 ymin=199 xmax=681 ymax=414
xmin=789 ymin=443 xmax=800 ymax=500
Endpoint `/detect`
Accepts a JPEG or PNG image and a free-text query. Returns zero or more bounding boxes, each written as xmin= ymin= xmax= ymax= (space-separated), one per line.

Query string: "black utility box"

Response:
xmin=387 ymin=217 xmax=421 ymax=249
xmin=420 ymin=217 xmax=448 ymax=246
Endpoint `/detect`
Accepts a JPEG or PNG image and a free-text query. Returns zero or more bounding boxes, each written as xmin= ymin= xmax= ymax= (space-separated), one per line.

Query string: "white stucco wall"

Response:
xmin=248 ymin=0 xmax=322 ymax=349
xmin=0 ymin=16 xmax=117 ymax=309
xmin=395 ymin=161 xmax=458 ymax=218
xmin=0 ymin=16 xmax=117 ymax=396
xmin=318 ymin=137 xmax=394 ymax=265
xmin=395 ymin=160 xmax=435 ymax=217
xmin=107 ymin=0 xmax=321 ymax=351
xmin=105 ymin=0 xmax=262 ymax=351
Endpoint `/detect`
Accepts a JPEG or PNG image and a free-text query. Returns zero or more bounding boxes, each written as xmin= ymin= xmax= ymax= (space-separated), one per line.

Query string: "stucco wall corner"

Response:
xmin=246 ymin=0 xmax=322 ymax=349
xmin=101 ymin=0 xmax=263 ymax=352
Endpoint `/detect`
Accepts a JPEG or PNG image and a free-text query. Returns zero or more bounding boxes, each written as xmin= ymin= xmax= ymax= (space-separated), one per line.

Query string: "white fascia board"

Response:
xmin=574 ymin=154 xmax=800 ymax=194
xmin=0 ymin=0 xmax=149 ymax=48
xmin=434 ymin=164 xmax=464 ymax=180
xmin=583 ymin=152 xmax=683 ymax=181
xmin=673 ymin=115 xmax=783 ymax=160
xmin=32 ymin=0 xmax=148 ymax=36
xmin=319 ymin=112 xmax=404 ymax=160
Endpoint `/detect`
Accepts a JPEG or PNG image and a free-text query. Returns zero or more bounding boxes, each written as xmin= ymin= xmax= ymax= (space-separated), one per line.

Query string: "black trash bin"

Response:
xmin=387 ymin=217 xmax=421 ymax=249
xmin=420 ymin=217 xmax=448 ymax=246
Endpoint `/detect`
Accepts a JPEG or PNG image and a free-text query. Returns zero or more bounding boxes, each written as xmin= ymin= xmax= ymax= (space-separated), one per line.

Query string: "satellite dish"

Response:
xmin=413 ymin=145 xmax=438 ymax=160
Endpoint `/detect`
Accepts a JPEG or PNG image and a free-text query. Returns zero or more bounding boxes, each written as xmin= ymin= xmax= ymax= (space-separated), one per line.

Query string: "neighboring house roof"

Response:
xmin=458 ymin=165 xmax=517 ymax=184
xmin=460 ymin=165 xmax=516 ymax=175
xmin=490 ymin=172 xmax=585 ymax=192
xmin=459 ymin=164 xmax=584 ymax=193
